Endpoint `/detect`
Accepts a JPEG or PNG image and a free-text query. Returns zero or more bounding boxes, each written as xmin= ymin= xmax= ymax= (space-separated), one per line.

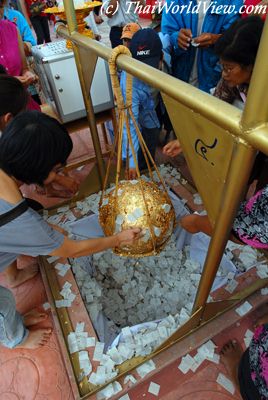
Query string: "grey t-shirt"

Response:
xmin=0 ymin=199 xmax=64 ymax=272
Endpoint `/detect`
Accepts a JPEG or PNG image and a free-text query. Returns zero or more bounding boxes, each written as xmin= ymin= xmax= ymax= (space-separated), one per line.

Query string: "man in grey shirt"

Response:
xmin=103 ymin=0 xmax=143 ymax=47
xmin=0 ymin=110 xmax=141 ymax=350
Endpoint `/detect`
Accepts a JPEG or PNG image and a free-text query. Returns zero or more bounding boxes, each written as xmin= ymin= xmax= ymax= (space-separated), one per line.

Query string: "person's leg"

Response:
xmin=5 ymin=260 xmax=39 ymax=288
xmin=179 ymin=214 xmax=213 ymax=235
xmin=221 ymin=341 xmax=262 ymax=400
xmin=30 ymin=16 xmax=44 ymax=45
xmin=220 ymin=341 xmax=243 ymax=390
xmin=40 ymin=16 xmax=51 ymax=43
xmin=179 ymin=214 xmax=246 ymax=244
xmin=138 ymin=127 xmax=160 ymax=171
xmin=109 ymin=27 xmax=123 ymax=48
xmin=0 ymin=286 xmax=51 ymax=349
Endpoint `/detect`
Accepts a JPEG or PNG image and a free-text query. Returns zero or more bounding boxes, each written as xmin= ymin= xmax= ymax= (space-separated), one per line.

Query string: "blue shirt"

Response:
xmin=4 ymin=8 xmax=36 ymax=46
xmin=0 ymin=199 xmax=64 ymax=272
xmin=161 ymin=0 xmax=242 ymax=92
xmin=120 ymin=71 xmax=160 ymax=168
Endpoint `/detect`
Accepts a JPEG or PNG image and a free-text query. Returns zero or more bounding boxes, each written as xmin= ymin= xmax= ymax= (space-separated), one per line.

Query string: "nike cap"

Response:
xmin=130 ymin=28 xmax=163 ymax=68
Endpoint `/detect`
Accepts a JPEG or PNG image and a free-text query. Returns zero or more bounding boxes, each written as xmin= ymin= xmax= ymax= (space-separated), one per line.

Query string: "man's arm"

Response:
xmin=105 ymin=0 xmax=119 ymax=18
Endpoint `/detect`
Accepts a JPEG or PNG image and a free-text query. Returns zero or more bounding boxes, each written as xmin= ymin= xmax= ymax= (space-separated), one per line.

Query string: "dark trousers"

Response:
xmin=238 ymin=348 xmax=261 ymax=400
xmin=110 ymin=26 xmax=123 ymax=48
xmin=138 ymin=126 xmax=160 ymax=171
xmin=30 ymin=15 xmax=51 ymax=45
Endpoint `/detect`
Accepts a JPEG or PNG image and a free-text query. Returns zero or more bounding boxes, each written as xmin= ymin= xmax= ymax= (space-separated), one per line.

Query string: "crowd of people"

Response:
xmin=0 ymin=0 xmax=268 ymax=398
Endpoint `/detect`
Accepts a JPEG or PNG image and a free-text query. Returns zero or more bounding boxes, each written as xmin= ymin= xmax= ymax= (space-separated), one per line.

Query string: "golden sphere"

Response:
xmin=99 ymin=180 xmax=176 ymax=257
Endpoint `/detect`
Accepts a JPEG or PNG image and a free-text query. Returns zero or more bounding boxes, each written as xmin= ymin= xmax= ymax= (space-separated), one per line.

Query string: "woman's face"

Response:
xmin=220 ymin=59 xmax=253 ymax=87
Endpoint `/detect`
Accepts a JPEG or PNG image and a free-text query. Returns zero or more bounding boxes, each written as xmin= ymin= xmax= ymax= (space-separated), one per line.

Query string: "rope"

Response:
xmin=100 ymin=46 xmax=170 ymax=253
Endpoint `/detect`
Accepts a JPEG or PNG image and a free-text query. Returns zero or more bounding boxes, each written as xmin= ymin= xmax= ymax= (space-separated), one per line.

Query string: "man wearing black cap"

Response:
xmin=120 ymin=28 xmax=162 ymax=179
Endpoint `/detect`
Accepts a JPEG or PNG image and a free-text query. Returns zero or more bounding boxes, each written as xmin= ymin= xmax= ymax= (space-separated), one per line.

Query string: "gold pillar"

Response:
xmin=63 ymin=0 xmax=106 ymax=184
xmin=242 ymin=18 xmax=268 ymax=129
xmin=193 ymin=139 xmax=256 ymax=312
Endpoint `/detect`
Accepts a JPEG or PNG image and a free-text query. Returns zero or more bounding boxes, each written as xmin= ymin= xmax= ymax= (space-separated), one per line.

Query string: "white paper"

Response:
xmin=86 ymin=337 xmax=96 ymax=347
xmin=43 ymin=302 xmax=51 ymax=310
xmin=216 ymin=373 xmax=235 ymax=395
xmin=148 ymin=382 xmax=160 ymax=396
xmin=124 ymin=374 xmax=137 ymax=385
xmin=178 ymin=354 xmax=195 ymax=374
xmin=93 ymin=342 xmax=105 ymax=361
xmin=136 ymin=360 xmax=156 ymax=378
xmin=225 ymin=279 xmax=238 ymax=293
xmin=235 ymin=301 xmax=253 ymax=317
xmin=47 ymin=255 xmax=60 ymax=264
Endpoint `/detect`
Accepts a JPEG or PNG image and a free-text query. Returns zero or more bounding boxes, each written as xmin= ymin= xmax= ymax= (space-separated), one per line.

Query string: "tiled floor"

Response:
xmin=0 ymin=13 xmax=266 ymax=400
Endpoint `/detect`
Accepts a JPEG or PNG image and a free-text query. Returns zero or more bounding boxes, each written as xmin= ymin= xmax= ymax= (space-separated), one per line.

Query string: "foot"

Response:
xmin=16 ymin=328 xmax=52 ymax=349
xmin=23 ymin=309 xmax=48 ymax=327
xmin=7 ymin=263 xmax=39 ymax=288
xmin=220 ymin=340 xmax=243 ymax=389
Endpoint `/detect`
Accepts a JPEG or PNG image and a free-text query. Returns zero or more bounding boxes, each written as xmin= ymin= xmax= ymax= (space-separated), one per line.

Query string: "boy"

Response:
xmin=121 ymin=28 xmax=162 ymax=179
xmin=121 ymin=22 xmax=140 ymax=48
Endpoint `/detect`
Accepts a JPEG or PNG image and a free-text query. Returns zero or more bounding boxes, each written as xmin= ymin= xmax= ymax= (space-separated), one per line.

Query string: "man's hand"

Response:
xmin=193 ymin=33 xmax=221 ymax=48
xmin=178 ymin=28 xmax=192 ymax=50
xmin=163 ymin=140 xmax=182 ymax=157
xmin=116 ymin=228 xmax=142 ymax=246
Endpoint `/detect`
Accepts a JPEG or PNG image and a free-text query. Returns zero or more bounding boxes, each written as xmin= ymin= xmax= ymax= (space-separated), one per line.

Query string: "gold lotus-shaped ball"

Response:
xmin=99 ymin=180 xmax=176 ymax=257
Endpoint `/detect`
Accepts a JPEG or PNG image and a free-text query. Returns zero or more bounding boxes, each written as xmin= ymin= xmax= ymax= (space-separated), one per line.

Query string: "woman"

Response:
xmin=163 ymin=17 xmax=267 ymax=244
xmin=0 ymin=1 xmax=40 ymax=110
xmin=0 ymin=110 xmax=141 ymax=350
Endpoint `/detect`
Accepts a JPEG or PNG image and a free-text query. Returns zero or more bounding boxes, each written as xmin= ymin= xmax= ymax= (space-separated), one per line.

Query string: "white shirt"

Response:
xmin=103 ymin=0 xmax=138 ymax=27
xmin=189 ymin=0 xmax=209 ymax=87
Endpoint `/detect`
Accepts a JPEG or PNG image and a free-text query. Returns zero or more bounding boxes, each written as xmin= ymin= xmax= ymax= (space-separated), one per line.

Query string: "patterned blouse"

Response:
xmin=249 ymin=324 xmax=268 ymax=398
xmin=213 ymin=78 xmax=249 ymax=105
xmin=233 ymin=186 xmax=268 ymax=248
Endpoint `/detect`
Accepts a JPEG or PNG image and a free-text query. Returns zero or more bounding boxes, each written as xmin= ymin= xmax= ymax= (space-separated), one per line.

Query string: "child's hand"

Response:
xmin=116 ymin=228 xmax=142 ymax=246
xmin=126 ymin=168 xmax=137 ymax=180
xmin=163 ymin=140 xmax=182 ymax=157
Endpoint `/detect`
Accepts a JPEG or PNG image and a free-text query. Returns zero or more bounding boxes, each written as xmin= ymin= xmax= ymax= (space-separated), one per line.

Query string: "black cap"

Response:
xmin=130 ymin=28 xmax=162 ymax=69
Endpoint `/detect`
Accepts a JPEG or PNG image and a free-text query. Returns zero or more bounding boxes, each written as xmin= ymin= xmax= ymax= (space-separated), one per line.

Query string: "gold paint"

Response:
xmin=99 ymin=180 xmax=175 ymax=257
xmin=41 ymin=4 xmax=268 ymax=398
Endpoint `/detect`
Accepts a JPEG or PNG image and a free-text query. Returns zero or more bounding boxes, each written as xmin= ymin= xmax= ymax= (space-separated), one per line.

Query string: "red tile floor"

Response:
xmin=0 ymin=120 xmax=267 ymax=400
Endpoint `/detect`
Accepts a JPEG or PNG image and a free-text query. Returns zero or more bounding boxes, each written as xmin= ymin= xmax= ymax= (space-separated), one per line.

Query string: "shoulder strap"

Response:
xmin=0 ymin=200 xmax=29 ymax=227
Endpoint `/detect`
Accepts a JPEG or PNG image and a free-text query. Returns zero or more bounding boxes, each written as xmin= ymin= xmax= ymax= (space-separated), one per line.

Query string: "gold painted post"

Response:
xmin=192 ymin=140 xmax=256 ymax=312
xmin=63 ymin=0 xmax=106 ymax=184
xmin=242 ymin=18 xmax=268 ymax=129
xmin=193 ymin=20 xmax=268 ymax=313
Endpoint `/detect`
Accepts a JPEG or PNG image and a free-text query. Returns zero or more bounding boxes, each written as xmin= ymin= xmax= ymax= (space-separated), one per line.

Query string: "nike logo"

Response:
xmin=137 ymin=45 xmax=147 ymax=51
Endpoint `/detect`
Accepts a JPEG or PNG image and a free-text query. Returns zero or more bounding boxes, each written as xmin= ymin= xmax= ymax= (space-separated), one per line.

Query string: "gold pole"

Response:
xmin=57 ymin=26 xmax=242 ymax=136
xmin=192 ymin=139 xmax=256 ymax=313
xmin=63 ymin=0 xmax=106 ymax=184
xmin=241 ymin=18 xmax=268 ymax=129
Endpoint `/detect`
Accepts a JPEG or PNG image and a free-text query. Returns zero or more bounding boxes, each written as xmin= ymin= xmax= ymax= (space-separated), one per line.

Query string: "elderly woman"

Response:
xmin=0 ymin=109 xmax=141 ymax=350
xmin=164 ymin=17 xmax=265 ymax=182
